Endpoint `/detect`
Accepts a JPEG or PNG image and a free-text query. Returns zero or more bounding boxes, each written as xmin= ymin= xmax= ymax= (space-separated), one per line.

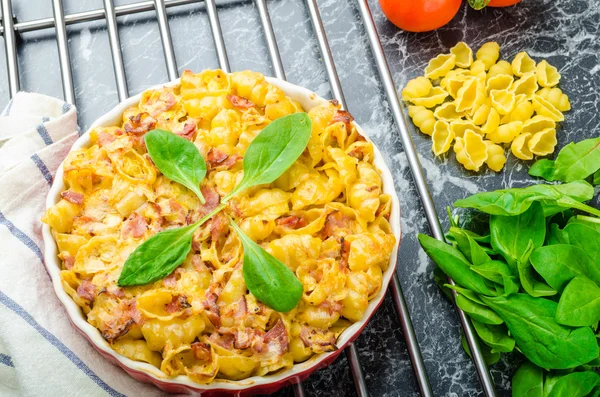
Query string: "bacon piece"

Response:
xmin=340 ymin=237 xmax=351 ymax=268
xmin=191 ymin=342 xmax=212 ymax=361
xmin=210 ymin=212 xmax=229 ymax=243
xmin=319 ymin=300 xmax=343 ymax=315
xmin=97 ymin=131 xmax=116 ymax=146
xmin=321 ymin=210 xmax=353 ymax=239
xmin=77 ymin=279 xmax=96 ymax=302
xmin=61 ymin=190 xmax=84 ymax=205
xmin=60 ymin=252 xmax=75 ymax=270
xmin=102 ymin=300 xmax=142 ymax=342
xmin=277 ymin=215 xmax=307 ymax=230
xmin=199 ymin=185 xmax=221 ymax=217
xmin=202 ymin=284 xmax=222 ymax=327
xmin=175 ymin=121 xmax=197 ymax=141
xmin=163 ymin=271 xmax=178 ymax=288
xmin=145 ymin=90 xmax=177 ymax=117
xmin=227 ymin=94 xmax=255 ymax=109
xmin=165 ymin=295 xmax=191 ymax=314
xmin=299 ymin=326 xmax=337 ymax=353
xmin=98 ymin=285 xmax=125 ymax=299
xmin=207 ymin=148 xmax=241 ymax=170
xmin=192 ymin=254 xmax=208 ymax=272
xmin=124 ymin=112 xmax=157 ymax=135
xmin=233 ymin=326 xmax=263 ymax=350
xmin=329 ymin=109 xmax=354 ymax=131
xmin=122 ymin=212 xmax=148 ymax=239
xmin=261 ymin=320 xmax=289 ymax=358
xmin=208 ymin=332 xmax=235 ymax=350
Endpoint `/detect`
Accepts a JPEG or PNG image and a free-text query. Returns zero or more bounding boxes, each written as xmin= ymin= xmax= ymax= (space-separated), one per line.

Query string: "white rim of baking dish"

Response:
xmin=42 ymin=76 xmax=402 ymax=393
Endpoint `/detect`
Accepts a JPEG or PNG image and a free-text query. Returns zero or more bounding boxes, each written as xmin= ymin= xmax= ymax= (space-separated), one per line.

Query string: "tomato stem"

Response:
xmin=467 ymin=0 xmax=490 ymax=10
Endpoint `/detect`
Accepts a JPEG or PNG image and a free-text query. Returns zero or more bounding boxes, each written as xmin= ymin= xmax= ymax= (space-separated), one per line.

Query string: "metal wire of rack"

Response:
xmin=0 ymin=0 xmax=499 ymax=395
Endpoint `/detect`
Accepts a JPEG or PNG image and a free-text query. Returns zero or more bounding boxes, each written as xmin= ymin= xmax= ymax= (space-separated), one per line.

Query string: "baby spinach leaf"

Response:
xmin=223 ymin=113 xmax=312 ymax=201
xmin=448 ymin=227 xmax=492 ymax=266
xmin=490 ymin=201 xmax=546 ymax=270
xmin=472 ymin=261 xmax=520 ymax=296
xmin=552 ymin=137 xmax=600 ymax=182
xmin=471 ymin=320 xmax=515 ymax=353
xmin=593 ymin=169 xmax=600 ymax=185
xmin=569 ymin=215 xmax=600 ymax=233
xmin=434 ymin=266 xmax=453 ymax=301
xmin=530 ymin=244 xmax=600 ymax=292
xmin=460 ymin=330 xmax=500 ymax=366
xmin=517 ymin=240 xmax=556 ymax=297
xmin=118 ymin=222 xmax=197 ymax=286
xmin=453 ymin=181 xmax=594 ymax=216
xmin=556 ymin=276 xmax=600 ymax=327
xmin=456 ymin=294 xmax=504 ymax=325
xmin=481 ymin=294 xmax=599 ymax=369
xmin=418 ymin=234 xmax=498 ymax=296
xmin=565 ymin=222 xmax=600 ymax=263
xmin=544 ymin=371 xmax=600 ymax=397
xmin=512 ymin=362 xmax=544 ymax=397
xmin=145 ymin=129 xmax=207 ymax=204
xmin=546 ymin=224 xmax=569 ymax=245
xmin=446 ymin=284 xmax=486 ymax=305
xmin=229 ymin=218 xmax=303 ymax=312
xmin=529 ymin=159 xmax=556 ymax=181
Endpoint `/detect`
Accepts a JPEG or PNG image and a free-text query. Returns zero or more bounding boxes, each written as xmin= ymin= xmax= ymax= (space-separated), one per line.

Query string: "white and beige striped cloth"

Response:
xmin=0 ymin=93 xmax=178 ymax=397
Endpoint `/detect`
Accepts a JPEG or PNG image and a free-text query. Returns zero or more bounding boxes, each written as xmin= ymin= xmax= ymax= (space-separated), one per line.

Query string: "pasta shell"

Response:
xmin=505 ymin=95 xmax=534 ymax=123
xmin=470 ymin=59 xmax=487 ymax=79
xmin=487 ymin=60 xmax=513 ymax=79
xmin=511 ymin=52 xmax=536 ymax=77
xmin=536 ymin=87 xmax=571 ymax=112
xmin=455 ymin=78 xmax=480 ymax=112
xmin=490 ymin=89 xmax=516 ymax=115
xmin=486 ymin=74 xmax=513 ymax=94
xmin=450 ymin=120 xmax=484 ymax=138
xmin=72 ymin=235 xmax=119 ymax=275
xmin=476 ymin=42 xmax=500 ymax=71
xmin=470 ymin=98 xmax=492 ymax=126
xmin=451 ymin=42 xmax=474 ymax=68
xmin=487 ymin=121 xmax=523 ymax=144
xmin=424 ymin=53 xmax=457 ymax=79
xmin=484 ymin=141 xmax=507 ymax=172
xmin=511 ymin=132 xmax=534 ymax=160
xmin=536 ymin=60 xmax=561 ymax=87
xmin=510 ymin=72 xmax=538 ymax=100
xmin=532 ymin=94 xmax=564 ymax=121
xmin=409 ymin=86 xmax=448 ymax=108
xmin=434 ymin=102 xmax=466 ymax=121
xmin=482 ymin=107 xmax=500 ymax=136
xmin=444 ymin=74 xmax=469 ymax=98
xmin=522 ymin=115 xmax=556 ymax=134
xmin=528 ymin=128 xmax=557 ymax=156
xmin=454 ymin=130 xmax=488 ymax=171
xmin=408 ymin=105 xmax=436 ymax=136
xmin=402 ymin=76 xmax=433 ymax=101
xmin=431 ymin=120 xmax=455 ymax=156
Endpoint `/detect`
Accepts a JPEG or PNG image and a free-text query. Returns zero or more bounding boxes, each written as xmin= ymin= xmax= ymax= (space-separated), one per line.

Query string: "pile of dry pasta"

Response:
xmin=402 ymin=42 xmax=570 ymax=172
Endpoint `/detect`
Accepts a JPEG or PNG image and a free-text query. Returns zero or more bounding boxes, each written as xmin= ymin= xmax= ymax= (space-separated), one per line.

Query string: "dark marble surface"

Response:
xmin=5 ymin=0 xmax=599 ymax=395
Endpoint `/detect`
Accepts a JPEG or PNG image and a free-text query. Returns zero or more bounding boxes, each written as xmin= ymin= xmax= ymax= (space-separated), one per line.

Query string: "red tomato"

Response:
xmin=488 ymin=0 xmax=521 ymax=6
xmin=379 ymin=0 xmax=462 ymax=32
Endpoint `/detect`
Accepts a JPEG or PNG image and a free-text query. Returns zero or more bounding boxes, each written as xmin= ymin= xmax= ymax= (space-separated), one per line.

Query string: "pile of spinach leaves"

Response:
xmin=419 ymin=180 xmax=600 ymax=396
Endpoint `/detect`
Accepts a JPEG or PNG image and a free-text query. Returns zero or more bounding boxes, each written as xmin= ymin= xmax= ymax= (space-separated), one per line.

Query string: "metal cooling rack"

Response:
xmin=0 ymin=0 xmax=498 ymax=395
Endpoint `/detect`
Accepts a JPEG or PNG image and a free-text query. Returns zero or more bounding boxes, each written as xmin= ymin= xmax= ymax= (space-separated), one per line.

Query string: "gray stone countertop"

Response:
xmin=3 ymin=0 xmax=598 ymax=395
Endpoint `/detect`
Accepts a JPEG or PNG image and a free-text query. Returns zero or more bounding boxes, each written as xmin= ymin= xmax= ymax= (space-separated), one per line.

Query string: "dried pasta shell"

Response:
xmin=510 ymin=72 xmax=538 ymax=100
xmin=487 ymin=121 xmax=522 ymax=144
xmin=512 ymin=52 xmax=536 ymax=77
xmin=470 ymin=98 xmax=492 ymax=126
xmin=409 ymin=86 xmax=448 ymax=108
xmin=490 ymin=89 xmax=516 ymax=115
xmin=528 ymin=128 xmax=557 ymax=156
xmin=402 ymin=76 xmax=433 ymax=101
xmin=431 ymin=120 xmax=455 ymax=156
xmin=536 ymin=87 xmax=571 ymax=112
xmin=450 ymin=120 xmax=483 ymax=138
xmin=536 ymin=60 xmax=561 ymax=87
xmin=522 ymin=115 xmax=556 ymax=135
xmin=476 ymin=42 xmax=500 ymax=71
xmin=454 ymin=130 xmax=488 ymax=171
xmin=502 ymin=95 xmax=534 ymax=123
xmin=482 ymin=107 xmax=500 ymax=136
xmin=487 ymin=60 xmax=513 ymax=79
xmin=424 ymin=53 xmax=457 ymax=79
xmin=532 ymin=94 xmax=564 ymax=121
xmin=484 ymin=141 xmax=507 ymax=172
xmin=470 ymin=60 xmax=487 ymax=79
xmin=444 ymin=74 xmax=469 ymax=98
xmin=511 ymin=132 xmax=533 ymax=160
xmin=434 ymin=102 xmax=466 ymax=121
xmin=486 ymin=74 xmax=513 ymax=94
xmin=450 ymin=42 xmax=474 ymax=68
xmin=440 ymin=69 xmax=471 ymax=90
xmin=455 ymin=78 xmax=480 ymax=112
xmin=408 ymin=105 xmax=436 ymax=136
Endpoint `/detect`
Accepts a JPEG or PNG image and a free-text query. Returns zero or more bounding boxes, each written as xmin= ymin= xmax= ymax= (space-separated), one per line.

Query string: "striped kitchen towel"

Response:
xmin=0 ymin=93 xmax=180 ymax=397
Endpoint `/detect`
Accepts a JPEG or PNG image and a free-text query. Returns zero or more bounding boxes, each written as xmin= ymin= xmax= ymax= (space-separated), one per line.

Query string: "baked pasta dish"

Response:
xmin=42 ymin=70 xmax=396 ymax=383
